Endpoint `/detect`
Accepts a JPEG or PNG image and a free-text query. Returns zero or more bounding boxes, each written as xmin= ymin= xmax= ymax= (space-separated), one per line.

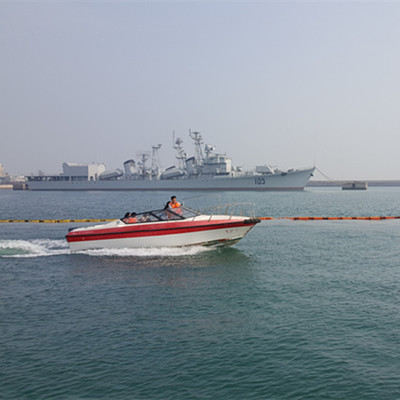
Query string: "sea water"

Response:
xmin=1 ymin=188 xmax=400 ymax=399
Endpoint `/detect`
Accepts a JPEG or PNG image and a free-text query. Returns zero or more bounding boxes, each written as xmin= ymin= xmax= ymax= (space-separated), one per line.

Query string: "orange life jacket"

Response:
xmin=171 ymin=201 xmax=182 ymax=215
xmin=171 ymin=201 xmax=181 ymax=209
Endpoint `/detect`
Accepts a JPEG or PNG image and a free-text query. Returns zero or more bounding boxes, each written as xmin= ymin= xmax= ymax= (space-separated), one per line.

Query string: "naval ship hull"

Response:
xmin=27 ymin=167 xmax=315 ymax=191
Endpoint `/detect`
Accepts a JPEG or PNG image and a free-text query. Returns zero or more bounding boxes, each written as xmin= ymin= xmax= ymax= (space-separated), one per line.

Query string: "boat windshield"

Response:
xmin=121 ymin=206 xmax=199 ymax=223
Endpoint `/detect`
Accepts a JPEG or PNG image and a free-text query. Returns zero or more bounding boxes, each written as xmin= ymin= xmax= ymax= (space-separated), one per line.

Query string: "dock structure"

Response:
xmin=342 ymin=181 xmax=368 ymax=190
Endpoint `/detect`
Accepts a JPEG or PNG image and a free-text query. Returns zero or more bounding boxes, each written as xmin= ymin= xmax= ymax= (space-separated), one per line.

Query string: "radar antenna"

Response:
xmin=173 ymin=134 xmax=187 ymax=171
xmin=136 ymin=151 xmax=151 ymax=178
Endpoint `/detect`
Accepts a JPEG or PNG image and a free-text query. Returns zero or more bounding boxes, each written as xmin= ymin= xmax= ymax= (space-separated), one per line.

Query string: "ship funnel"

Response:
xmin=123 ymin=159 xmax=136 ymax=176
xmin=185 ymin=156 xmax=196 ymax=175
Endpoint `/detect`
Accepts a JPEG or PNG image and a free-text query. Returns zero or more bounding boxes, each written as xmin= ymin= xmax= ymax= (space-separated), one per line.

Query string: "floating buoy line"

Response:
xmin=0 ymin=216 xmax=400 ymax=223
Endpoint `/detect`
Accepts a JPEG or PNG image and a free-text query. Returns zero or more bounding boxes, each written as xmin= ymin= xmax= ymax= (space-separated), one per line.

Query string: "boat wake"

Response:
xmin=81 ymin=246 xmax=211 ymax=257
xmin=0 ymin=239 xmax=211 ymax=258
xmin=0 ymin=239 xmax=69 ymax=258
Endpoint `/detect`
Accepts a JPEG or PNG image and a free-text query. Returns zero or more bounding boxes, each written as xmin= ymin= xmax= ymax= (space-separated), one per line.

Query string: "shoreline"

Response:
xmin=308 ymin=180 xmax=400 ymax=187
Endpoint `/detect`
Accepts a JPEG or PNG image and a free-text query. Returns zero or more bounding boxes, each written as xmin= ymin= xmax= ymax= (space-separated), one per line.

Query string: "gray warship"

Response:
xmin=27 ymin=131 xmax=315 ymax=191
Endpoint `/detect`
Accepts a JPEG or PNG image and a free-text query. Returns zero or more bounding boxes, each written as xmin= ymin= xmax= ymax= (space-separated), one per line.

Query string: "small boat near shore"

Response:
xmin=66 ymin=203 xmax=260 ymax=251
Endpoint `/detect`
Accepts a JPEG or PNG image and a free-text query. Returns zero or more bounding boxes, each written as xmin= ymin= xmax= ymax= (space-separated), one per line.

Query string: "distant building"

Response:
xmin=0 ymin=163 xmax=6 ymax=177
xmin=0 ymin=162 xmax=10 ymax=183
xmin=62 ymin=162 xmax=106 ymax=181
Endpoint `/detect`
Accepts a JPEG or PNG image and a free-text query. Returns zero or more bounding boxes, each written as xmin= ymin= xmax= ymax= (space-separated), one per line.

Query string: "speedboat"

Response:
xmin=66 ymin=204 xmax=260 ymax=251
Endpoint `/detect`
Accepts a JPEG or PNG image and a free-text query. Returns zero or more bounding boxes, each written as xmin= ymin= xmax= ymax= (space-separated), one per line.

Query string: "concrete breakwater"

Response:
xmin=308 ymin=180 xmax=400 ymax=187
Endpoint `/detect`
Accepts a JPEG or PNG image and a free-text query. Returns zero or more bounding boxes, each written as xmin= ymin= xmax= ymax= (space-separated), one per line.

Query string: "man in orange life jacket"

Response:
xmin=128 ymin=212 xmax=138 ymax=223
xmin=170 ymin=196 xmax=181 ymax=210
xmin=164 ymin=195 xmax=182 ymax=217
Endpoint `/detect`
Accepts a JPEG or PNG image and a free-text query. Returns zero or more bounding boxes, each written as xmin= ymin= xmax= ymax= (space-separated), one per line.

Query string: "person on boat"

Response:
xmin=123 ymin=212 xmax=137 ymax=223
xmin=164 ymin=195 xmax=182 ymax=211
xmin=122 ymin=212 xmax=131 ymax=223
xmin=164 ymin=195 xmax=182 ymax=219
xmin=170 ymin=196 xmax=181 ymax=209
xmin=128 ymin=212 xmax=138 ymax=223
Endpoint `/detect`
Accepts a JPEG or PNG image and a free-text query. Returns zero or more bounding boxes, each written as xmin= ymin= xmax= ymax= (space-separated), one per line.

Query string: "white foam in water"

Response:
xmin=78 ymin=245 xmax=211 ymax=257
xmin=0 ymin=239 xmax=211 ymax=258
xmin=0 ymin=239 xmax=70 ymax=258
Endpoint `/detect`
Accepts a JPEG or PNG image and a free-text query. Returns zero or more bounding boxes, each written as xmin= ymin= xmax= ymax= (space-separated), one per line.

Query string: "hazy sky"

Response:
xmin=1 ymin=1 xmax=400 ymax=180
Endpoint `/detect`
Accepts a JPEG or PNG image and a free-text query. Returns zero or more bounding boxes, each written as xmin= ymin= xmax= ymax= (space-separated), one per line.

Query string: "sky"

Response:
xmin=1 ymin=1 xmax=400 ymax=180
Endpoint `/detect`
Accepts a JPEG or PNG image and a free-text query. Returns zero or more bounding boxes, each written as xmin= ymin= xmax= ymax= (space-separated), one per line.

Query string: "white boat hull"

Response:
xmin=68 ymin=223 xmax=254 ymax=251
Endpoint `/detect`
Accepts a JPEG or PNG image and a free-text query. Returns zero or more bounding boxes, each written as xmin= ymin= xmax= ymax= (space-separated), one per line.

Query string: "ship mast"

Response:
xmin=189 ymin=130 xmax=204 ymax=165
xmin=136 ymin=151 xmax=150 ymax=179
xmin=173 ymin=134 xmax=187 ymax=171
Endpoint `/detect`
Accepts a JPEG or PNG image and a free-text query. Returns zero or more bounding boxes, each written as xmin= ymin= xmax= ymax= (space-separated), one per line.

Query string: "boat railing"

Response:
xmin=120 ymin=206 xmax=201 ymax=223
xmin=201 ymin=202 xmax=256 ymax=220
